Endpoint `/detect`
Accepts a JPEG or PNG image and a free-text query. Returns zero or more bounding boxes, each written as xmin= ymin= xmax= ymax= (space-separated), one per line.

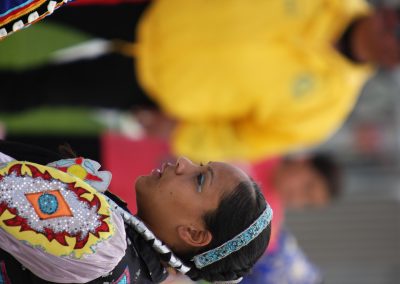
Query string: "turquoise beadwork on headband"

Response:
xmin=193 ymin=205 xmax=273 ymax=269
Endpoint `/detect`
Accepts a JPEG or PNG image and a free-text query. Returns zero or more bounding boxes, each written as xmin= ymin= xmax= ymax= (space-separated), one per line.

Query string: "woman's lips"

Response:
xmin=151 ymin=162 xmax=171 ymax=178
xmin=151 ymin=168 xmax=161 ymax=177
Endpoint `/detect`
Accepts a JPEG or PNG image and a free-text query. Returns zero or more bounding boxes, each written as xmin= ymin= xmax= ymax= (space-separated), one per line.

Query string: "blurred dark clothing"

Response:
xmin=0 ymin=54 xmax=155 ymax=112
xmin=1 ymin=2 xmax=155 ymax=113
xmin=48 ymin=2 xmax=149 ymax=41
xmin=0 ymin=137 xmax=101 ymax=162
xmin=242 ymin=229 xmax=322 ymax=284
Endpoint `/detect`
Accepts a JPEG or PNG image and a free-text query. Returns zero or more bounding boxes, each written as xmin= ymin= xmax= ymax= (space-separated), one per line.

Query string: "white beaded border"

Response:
xmin=105 ymin=197 xmax=191 ymax=274
xmin=0 ymin=0 xmax=71 ymax=39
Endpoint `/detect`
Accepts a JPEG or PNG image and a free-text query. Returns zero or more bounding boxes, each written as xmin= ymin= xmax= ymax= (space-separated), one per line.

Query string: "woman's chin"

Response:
xmin=134 ymin=176 xmax=145 ymax=195
xmin=134 ymin=175 xmax=156 ymax=205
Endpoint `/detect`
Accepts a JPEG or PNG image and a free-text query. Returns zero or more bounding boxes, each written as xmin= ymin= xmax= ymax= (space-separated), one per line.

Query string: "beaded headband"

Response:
xmin=192 ymin=204 xmax=273 ymax=269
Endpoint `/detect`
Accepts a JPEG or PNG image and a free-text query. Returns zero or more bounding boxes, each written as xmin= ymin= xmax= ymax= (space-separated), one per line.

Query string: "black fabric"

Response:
xmin=105 ymin=190 xmax=130 ymax=211
xmin=125 ymin=228 xmax=169 ymax=283
xmin=0 ymin=236 xmax=168 ymax=284
xmin=0 ymin=137 xmax=101 ymax=163
xmin=0 ymin=53 xmax=156 ymax=113
xmin=0 ymin=249 xmax=36 ymax=283
xmin=47 ymin=2 xmax=150 ymax=42
xmin=0 ymin=140 xmax=63 ymax=164
xmin=336 ymin=18 xmax=364 ymax=63
xmin=0 ymin=2 xmax=157 ymax=113
xmin=86 ymin=236 xmax=168 ymax=284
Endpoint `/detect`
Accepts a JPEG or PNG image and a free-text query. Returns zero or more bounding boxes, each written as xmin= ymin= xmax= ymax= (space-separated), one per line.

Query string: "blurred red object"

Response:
xmin=101 ymin=132 xmax=172 ymax=213
xmin=250 ymin=158 xmax=283 ymax=252
xmin=101 ymin=131 xmax=283 ymax=248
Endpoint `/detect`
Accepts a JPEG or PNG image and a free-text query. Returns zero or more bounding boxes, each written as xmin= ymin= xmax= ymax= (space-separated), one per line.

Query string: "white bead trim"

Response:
xmin=47 ymin=1 xmax=57 ymax=14
xmin=28 ymin=12 xmax=40 ymax=24
xmin=12 ymin=20 xmax=24 ymax=32
xmin=0 ymin=28 xmax=7 ymax=38
xmin=105 ymin=197 xmax=192 ymax=275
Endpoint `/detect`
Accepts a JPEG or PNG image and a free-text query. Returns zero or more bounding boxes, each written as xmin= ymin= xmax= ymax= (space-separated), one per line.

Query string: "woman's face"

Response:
xmin=275 ymin=160 xmax=329 ymax=209
xmin=359 ymin=9 xmax=400 ymax=69
xmin=135 ymin=157 xmax=250 ymax=250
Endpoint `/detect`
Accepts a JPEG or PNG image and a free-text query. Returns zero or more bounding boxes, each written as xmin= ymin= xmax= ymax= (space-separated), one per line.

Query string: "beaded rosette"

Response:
xmin=0 ymin=161 xmax=114 ymax=258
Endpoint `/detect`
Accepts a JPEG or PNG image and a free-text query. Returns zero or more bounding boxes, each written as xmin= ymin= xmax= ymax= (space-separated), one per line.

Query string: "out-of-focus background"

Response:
xmin=288 ymin=70 xmax=400 ymax=284
xmin=2 ymin=0 xmax=400 ymax=283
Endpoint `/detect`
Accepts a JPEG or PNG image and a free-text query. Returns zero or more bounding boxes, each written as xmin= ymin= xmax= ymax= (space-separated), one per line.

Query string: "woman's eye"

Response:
xmin=197 ymin=173 xmax=205 ymax=192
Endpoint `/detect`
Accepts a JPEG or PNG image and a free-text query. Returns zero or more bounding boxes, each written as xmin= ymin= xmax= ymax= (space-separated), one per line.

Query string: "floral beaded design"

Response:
xmin=193 ymin=205 xmax=273 ymax=269
xmin=38 ymin=193 xmax=59 ymax=214
xmin=48 ymin=157 xmax=112 ymax=193
xmin=0 ymin=161 xmax=114 ymax=258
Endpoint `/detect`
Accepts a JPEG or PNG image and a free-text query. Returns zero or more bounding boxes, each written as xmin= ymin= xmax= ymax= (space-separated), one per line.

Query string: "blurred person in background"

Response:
xmin=259 ymin=154 xmax=340 ymax=211
xmin=240 ymin=153 xmax=339 ymax=283
xmin=241 ymin=227 xmax=324 ymax=284
xmin=253 ymin=153 xmax=341 ymax=250
xmin=2 ymin=0 xmax=399 ymax=163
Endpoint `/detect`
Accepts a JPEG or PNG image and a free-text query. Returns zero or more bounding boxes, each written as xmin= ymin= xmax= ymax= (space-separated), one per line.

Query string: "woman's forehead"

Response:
xmin=209 ymin=162 xmax=251 ymax=190
xmin=213 ymin=161 xmax=249 ymax=178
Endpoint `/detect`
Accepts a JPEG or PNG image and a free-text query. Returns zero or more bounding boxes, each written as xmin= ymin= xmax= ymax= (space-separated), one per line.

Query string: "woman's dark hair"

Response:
xmin=0 ymin=140 xmax=77 ymax=163
xmin=183 ymin=181 xmax=271 ymax=282
xmin=309 ymin=154 xmax=341 ymax=199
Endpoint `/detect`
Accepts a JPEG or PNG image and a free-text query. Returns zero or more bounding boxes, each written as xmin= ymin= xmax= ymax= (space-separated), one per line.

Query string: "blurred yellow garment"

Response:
xmin=136 ymin=0 xmax=373 ymax=162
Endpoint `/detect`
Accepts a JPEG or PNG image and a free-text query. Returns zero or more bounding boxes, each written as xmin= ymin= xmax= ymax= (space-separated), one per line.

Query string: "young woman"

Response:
xmin=0 ymin=141 xmax=272 ymax=283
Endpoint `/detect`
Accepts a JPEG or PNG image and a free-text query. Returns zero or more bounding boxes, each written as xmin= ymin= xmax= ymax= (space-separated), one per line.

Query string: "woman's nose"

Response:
xmin=175 ymin=156 xmax=195 ymax=174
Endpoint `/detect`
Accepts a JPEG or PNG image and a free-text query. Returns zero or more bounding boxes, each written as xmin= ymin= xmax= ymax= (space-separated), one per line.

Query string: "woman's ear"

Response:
xmin=177 ymin=225 xmax=212 ymax=248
